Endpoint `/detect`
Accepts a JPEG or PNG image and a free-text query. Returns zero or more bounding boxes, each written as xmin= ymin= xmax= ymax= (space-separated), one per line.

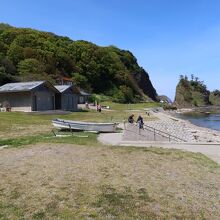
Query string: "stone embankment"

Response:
xmin=98 ymin=110 xmax=220 ymax=163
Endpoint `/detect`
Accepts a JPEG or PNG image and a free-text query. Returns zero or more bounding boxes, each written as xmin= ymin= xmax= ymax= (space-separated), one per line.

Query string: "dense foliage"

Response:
xmin=174 ymin=75 xmax=210 ymax=107
xmin=209 ymin=90 xmax=220 ymax=106
xmin=0 ymin=23 xmax=157 ymax=103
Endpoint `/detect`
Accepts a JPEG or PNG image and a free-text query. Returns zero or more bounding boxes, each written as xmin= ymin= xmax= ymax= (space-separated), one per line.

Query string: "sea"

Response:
xmin=179 ymin=113 xmax=220 ymax=131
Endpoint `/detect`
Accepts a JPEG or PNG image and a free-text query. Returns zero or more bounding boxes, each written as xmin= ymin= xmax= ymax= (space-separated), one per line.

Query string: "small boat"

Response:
xmin=52 ymin=119 xmax=118 ymax=132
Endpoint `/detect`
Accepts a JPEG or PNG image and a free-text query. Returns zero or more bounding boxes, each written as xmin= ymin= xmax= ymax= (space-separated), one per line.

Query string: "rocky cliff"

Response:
xmin=174 ymin=76 xmax=210 ymax=108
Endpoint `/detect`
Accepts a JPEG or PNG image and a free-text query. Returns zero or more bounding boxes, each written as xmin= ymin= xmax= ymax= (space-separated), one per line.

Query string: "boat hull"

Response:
xmin=52 ymin=119 xmax=118 ymax=132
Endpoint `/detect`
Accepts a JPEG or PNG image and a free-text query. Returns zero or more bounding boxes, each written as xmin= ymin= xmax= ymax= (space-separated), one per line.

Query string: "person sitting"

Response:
xmin=146 ymin=111 xmax=150 ymax=116
xmin=137 ymin=115 xmax=144 ymax=129
xmin=128 ymin=114 xmax=134 ymax=123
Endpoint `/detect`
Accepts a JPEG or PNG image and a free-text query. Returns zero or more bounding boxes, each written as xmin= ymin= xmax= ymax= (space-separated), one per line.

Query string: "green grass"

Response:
xmin=101 ymin=101 xmax=161 ymax=110
xmin=0 ymin=202 xmax=25 ymax=220
xmin=141 ymin=146 xmax=219 ymax=168
xmin=0 ymin=101 xmax=157 ymax=141
xmin=0 ymin=110 xmax=125 ymax=141
xmin=0 ymin=131 xmax=100 ymax=148
xmin=0 ymin=145 xmax=219 ymax=219
xmin=1 ymin=101 xmax=220 ymax=219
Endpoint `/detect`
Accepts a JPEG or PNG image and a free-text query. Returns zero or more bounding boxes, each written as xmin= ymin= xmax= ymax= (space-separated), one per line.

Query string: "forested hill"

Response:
xmin=0 ymin=23 xmax=157 ymax=103
xmin=174 ymin=75 xmax=210 ymax=108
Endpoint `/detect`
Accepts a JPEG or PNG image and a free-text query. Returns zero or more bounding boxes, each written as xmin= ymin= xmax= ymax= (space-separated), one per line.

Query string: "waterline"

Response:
xmin=179 ymin=113 xmax=220 ymax=131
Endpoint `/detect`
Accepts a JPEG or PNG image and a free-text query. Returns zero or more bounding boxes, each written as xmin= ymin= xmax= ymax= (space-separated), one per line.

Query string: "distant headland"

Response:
xmin=174 ymin=74 xmax=220 ymax=109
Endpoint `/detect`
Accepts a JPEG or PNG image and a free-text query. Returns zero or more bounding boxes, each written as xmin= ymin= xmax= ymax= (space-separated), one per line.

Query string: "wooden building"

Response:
xmin=54 ymin=85 xmax=79 ymax=111
xmin=0 ymin=81 xmax=58 ymax=112
xmin=78 ymin=89 xmax=91 ymax=104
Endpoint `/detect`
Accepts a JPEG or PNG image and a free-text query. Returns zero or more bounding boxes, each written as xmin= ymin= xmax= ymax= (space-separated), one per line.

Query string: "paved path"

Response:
xmin=120 ymin=141 xmax=220 ymax=164
xmin=98 ymin=133 xmax=123 ymax=145
xmin=98 ymin=132 xmax=220 ymax=164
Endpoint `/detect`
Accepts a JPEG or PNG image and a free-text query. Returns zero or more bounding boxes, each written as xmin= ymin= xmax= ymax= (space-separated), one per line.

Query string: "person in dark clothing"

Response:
xmin=128 ymin=114 xmax=134 ymax=123
xmin=97 ymin=104 xmax=102 ymax=112
xmin=137 ymin=115 xmax=144 ymax=129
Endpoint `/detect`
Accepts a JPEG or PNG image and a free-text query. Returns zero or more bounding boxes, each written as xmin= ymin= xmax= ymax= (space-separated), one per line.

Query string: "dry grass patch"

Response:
xmin=0 ymin=143 xmax=219 ymax=219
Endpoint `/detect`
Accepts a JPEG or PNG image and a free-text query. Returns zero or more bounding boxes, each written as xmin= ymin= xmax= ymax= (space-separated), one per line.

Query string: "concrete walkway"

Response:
xmin=98 ymin=132 xmax=220 ymax=164
xmin=120 ymin=141 xmax=220 ymax=164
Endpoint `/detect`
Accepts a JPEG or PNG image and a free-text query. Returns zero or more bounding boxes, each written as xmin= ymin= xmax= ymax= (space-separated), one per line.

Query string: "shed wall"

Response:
xmin=0 ymin=92 xmax=32 ymax=112
xmin=61 ymin=94 xmax=78 ymax=111
xmin=78 ymin=95 xmax=89 ymax=104
xmin=32 ymin=91 xmax=55 ymax=111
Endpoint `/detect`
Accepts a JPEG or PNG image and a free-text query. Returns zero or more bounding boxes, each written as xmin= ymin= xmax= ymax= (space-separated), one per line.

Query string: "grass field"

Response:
xmin=0 ymin=101 xmax=157 ymax=140
xmin=0 ymin=144 xmax=219 ymax=219
xmin=101 ymin=101 xmax=161 ymax=110
xmin=0 ymin=102 xmax=220 ymax=219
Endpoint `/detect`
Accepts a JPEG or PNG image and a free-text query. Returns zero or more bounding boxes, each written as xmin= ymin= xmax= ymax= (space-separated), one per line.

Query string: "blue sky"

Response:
xmin=1 ymin=0 xmax=220 ymax=99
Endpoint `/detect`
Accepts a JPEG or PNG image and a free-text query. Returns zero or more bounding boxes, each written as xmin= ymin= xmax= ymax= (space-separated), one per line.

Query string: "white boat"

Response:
xmin=52 ymin=119 xmax=118 ymax=132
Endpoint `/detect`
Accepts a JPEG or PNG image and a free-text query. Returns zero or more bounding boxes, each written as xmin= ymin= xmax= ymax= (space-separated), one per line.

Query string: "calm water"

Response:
xmin=179 ymin=113 xmax=220 ymax=131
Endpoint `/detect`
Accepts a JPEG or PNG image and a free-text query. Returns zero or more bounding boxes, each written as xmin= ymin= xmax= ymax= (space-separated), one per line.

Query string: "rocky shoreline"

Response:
xmin=175 ymin=105 xmax=220 ymax=114
xmin=99 ymin=109 xmax=220 ymax=163
xmin=163 ymin=110 xmax=220 ymax=143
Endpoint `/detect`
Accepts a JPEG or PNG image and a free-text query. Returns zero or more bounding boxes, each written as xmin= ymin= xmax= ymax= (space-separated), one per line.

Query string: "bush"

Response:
xmin=88 ymin=94 xmax=111 ymax=103
xmin=113 ymin=86 xmax=134 ymax=103
xmin=163 ymin=104 xmax=177 ymax=110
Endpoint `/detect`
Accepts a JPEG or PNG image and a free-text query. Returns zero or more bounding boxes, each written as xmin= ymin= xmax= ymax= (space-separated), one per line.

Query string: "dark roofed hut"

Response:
xmin=78 ymin=89 xmax=91 ymax=104
xmin=54 ymin=85 xmax=79 ymax=111
xmin=0 ymin=81 xmax=58 ymax=112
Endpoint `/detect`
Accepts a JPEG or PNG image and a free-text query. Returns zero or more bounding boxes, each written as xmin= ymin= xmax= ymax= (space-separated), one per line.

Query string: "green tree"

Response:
xmin=17 ymin=58 xmax=45 ymax=80
xmin=1 ymin=58 xmax=16 ymax=75
xmin=0 ymin=66 xmax=13 ymax=85
xmin=113 ymin=85 xmax=134 ymax=103
xmin=0 ymin=23 xmax=158 ymax=102
xmin=71 ymin=72 xmax=88 ymax=89
xmin=7 ymin=43 xmax=24 ymax=65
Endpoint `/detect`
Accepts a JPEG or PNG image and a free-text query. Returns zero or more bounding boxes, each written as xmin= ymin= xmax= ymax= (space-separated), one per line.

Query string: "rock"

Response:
xmin=174 ymin=75 xmax=210 ymax=108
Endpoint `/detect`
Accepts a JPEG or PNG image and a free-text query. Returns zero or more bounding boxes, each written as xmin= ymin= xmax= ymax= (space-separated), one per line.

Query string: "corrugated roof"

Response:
xmin=79 ymin=89 xmax=90 ymax=96
xmin=0 ymin=81 xmax=45 ymax=93
xmin=54 ymin=85 xmax=72 ymax=93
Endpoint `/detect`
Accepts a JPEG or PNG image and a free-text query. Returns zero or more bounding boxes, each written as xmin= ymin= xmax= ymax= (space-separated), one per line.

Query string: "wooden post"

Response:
xmin=69 ymin=124 xmax=73 ymax=136
xmin=52 ymin=130 xmax=56 ymax=137
xmin=154 ymin=129 xmax=156 ymax=141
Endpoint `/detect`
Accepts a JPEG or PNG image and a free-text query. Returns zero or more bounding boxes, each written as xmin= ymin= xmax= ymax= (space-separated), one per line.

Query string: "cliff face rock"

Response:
xmin=0 ymin=23 xmax=158 ymax=103
xmin=131 ymin=67 xmax=158 ymax=101
xmin=174 ymin=76 xmax=210 ymax=108
xmin=158 ymin=95 xmax=172 ymax=104
xmin=209 ymin=90 xmax=220 ymax=106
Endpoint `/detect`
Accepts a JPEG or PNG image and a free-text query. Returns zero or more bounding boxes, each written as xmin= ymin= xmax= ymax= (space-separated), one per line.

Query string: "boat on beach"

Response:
xmin=52 ymin=118 xmax=118 ymax=132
